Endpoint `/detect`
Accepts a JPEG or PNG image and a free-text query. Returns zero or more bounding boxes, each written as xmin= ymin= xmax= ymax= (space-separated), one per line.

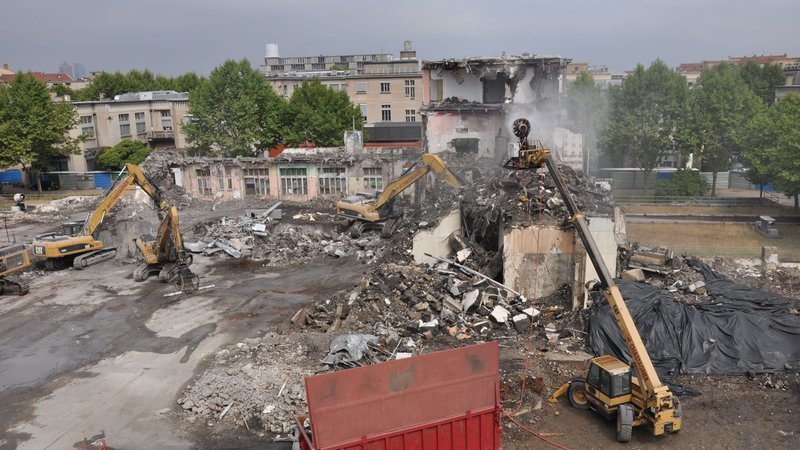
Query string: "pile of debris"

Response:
xmin=291 ymin=261 xmax=576 ymax=343
xmin=186 ymin=206 xmax=385 ymax=266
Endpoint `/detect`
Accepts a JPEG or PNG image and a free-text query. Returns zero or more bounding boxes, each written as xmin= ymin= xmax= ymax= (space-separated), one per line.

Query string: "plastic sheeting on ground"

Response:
xmin=589 ymin=260 xmax=800 ymax=377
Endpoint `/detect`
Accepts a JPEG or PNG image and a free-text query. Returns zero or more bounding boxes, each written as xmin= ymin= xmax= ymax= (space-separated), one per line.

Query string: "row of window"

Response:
xmin=356 ymin=105 xmax=416 ymax=123
xmin=79 ymin=111 xmax=172 ymax=138
xmin=273 ymin=55 xmax=381 ymax=65
xmin=355 ymin=80 xmax=415 ymax=98
xmin=194 ymin=167 xmax=385 ymax=196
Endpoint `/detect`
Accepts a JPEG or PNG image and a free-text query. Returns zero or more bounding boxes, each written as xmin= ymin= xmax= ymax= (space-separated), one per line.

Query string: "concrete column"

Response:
xmin=761 ymin=246 xmax=779 ymax=273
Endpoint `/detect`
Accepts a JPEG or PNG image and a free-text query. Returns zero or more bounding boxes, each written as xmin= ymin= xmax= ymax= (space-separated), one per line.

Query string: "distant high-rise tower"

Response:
xmin=59 ymin=61 xmax=73 ymax=78
xmin=73 ymin=62 xmax=87 ymax=79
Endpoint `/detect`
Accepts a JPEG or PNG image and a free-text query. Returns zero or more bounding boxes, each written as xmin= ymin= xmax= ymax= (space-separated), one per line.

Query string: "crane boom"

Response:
xmin=373 ymin=154 xmax=462 ymax=210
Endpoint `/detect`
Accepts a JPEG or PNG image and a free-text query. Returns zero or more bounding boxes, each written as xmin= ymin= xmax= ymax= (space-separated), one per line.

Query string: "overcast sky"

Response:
xmin=3 ymin=0 xmax=798 ymax=76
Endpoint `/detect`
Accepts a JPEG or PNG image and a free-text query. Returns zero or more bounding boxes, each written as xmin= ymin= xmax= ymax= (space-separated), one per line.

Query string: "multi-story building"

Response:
xmin=776 ymin=63 xmax=800 ymax=101
xmin=421 ymin=54 xmax=569 ymax=161
xmin=564 ymin=62 xmax=626 ymax=89
xmin=261 ymin=42 xmax=423 ymax=145
xmin=677 ymin=54 xmax=800 ymax=87
xmin=66 ymin=91 xmax=189 ymax=171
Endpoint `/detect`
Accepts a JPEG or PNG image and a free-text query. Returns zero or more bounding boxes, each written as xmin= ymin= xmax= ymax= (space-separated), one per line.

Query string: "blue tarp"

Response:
xmin=0 ymin=170 xmax=23 ymax=185
xmin=93 ymin=173 xmax=112 ymax=189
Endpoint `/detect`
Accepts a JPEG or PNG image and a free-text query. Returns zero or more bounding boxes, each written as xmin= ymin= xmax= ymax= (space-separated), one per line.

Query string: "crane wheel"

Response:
xmin=616 ymin=404 xmax=634 ymax=442
xmin=567 ymin=378 xmax=590 ymax=410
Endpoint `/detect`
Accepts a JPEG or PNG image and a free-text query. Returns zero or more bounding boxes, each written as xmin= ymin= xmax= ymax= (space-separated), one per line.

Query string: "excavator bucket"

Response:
xmin=175 ymin=267 xmax=200 ymax=293
xmin=548 ymin=382 xmax=571 ymax=404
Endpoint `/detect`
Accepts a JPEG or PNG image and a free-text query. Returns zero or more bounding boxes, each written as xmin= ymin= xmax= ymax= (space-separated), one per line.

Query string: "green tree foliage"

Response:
xmin=739 ymin=61 xmax=785 ymax=104
xmin=744 ymin=94 xmax=800 ymax=207
xmin=654 ymin=169 xmax=709 ymax=197
xmin=566 ymin=72 xmax=607 ymax=173
xmin=688 ymin=63 xmax=764 ymax=195
xmin=184 ymin=59 xmax=285 ymax=157
xmin=94 ymin=140 xmax=151 ymax=170
xmin=600 ymin=59 xmax=690 ymax=188
xmin=75 ymin=69 xmax=206 ymax=101
xmin=282 ymin=78 xmax=362 ymax=147
xmin=0 ymin=73 xmax=82 ymax=189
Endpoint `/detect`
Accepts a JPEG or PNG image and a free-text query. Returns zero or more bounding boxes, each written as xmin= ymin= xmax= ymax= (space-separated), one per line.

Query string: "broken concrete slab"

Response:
xmin=490 ymin=306 xmax=510 ymax=324
xmin=461 ymin=289 xmax=479 ymax=313
xmin=184 ymin=242 xmax=205 ymax=253
xmin=512 ymin=314 xmax=531 ymax=333
xmin=442 ymin=295 xmax=462 ymax=313
xmin=621 ymin=268 xmax=645 ymax=282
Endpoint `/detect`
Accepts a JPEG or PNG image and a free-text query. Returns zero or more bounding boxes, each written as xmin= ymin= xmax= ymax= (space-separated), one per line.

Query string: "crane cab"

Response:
xmin=62 ymin=222 xmax=84 ymax=237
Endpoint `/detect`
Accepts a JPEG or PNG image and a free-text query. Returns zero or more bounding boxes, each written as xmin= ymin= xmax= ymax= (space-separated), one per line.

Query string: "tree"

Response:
xmin=599 ymin=59 xmax=690 ymax=189
xmin=94 ymin=140 xmax=151 ymax=170
xmin=654 ymin=169 xmax=709 ymax=197
xmin=0 ymin=73 xmax=82 ymax=190
xmin=739 ymin=61 xmax=785 ymax=104
xmin=688 ymin=63 xmax=764 ymax=196
xmin=282 ymin=78 xmax=362 ymax=147
xmin=742 ymin=106 xmax=778 ymax=197
xmin=769 ymin=94 xmax=800 ymax=209
xmin=184 ymin=59 xmax=285 ymax=157
xmin=566 ymin=72 xmax=607 ymax=173
xmin=75 ymin=70 xmax=207 ymax=101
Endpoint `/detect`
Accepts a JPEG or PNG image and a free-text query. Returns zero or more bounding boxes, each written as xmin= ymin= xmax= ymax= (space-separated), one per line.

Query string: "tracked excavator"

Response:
xmin=504 ymin=118 xmax=682 ymax=442
xmin=32 ymin=163 xmax=167 ymax=270
xmin=0 ymin=244 xmax=32 ymax=295
xmin=133 ymin=205 xmax=199 ymax=292
xmin=336 ymin=154 xmax=463 ymax=238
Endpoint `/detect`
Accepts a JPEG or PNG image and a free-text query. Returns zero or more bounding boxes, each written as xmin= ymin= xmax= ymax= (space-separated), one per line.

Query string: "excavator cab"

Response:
xmin=62 ymin=222 xmax=84 ymax=237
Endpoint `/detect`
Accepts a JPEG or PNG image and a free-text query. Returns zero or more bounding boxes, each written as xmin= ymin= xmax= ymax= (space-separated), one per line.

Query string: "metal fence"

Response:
xmin=615 ymin=195 xmax=779 ymax=206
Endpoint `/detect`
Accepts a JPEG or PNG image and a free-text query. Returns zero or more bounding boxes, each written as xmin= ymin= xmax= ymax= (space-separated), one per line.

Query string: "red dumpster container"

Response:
xmin=297 ymin=341 xmax=500 ymax=450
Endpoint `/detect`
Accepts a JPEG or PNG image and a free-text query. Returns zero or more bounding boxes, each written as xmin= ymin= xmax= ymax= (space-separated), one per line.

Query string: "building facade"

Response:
xmin=175 ymin=146 xmax=424 ymax=203
xmin=261 ymin=42 xmax=424 ymax=136
xmin=67 ymin=91 xmax=190 ymax=171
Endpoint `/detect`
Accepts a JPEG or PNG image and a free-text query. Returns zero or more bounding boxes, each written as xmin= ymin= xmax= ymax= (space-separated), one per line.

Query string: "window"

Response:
xmin=160 ymin=110 xmax=172 ymax=131
xmin=611 ymin=372 xmax=631 ymax=397
xmin=280 ymin=167 xmax=308 ymax=195
xmin=291 ymin=64 xmax=305 ymax=70
xmin=380 ymin=82 xmax=390 ymax=93
xmin=80 ymin=115 xmax=95 ymax=138
xmin=587 ymin=364 xmax=600 ymax=387
xmin=196 ymin=168 xmax=212 ymax=196
xmin=363 ymin=167 xmax=383 ymax=191
xmin=243 ymin=168 xmax=270 ymax=196
xmin=405 ymin=109 xmax=416 ymax=122
xmin=381 ymin=105 xmax=391 ymax=122
xmin=225 ymin=167 xmax=233 ymax=191
xmin=329 ymin=84 xmax=340 ymax=92
xmin=270 ymin=65 xmax=284 ymax=71
xmin=404 ymin=80 xmax=415 ymax=98
xmin=319 ymin=167 xmax=347 ymax=195
xmin=312 ymin=63 xmax=325 ymax=70
xmin=118 ymin=114 xmax=130 ymax=136
xmin=356 ymin=82 xmax=366 ymax=93
xmin=599 ymin=369 xmax=611 ymax=396
xmin=135 ymin=112 xmax=146 ymax=135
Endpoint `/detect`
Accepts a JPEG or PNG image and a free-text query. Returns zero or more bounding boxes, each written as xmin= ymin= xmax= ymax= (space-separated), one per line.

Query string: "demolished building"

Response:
xmin=421 ymin=55 xmax=569 ymax=161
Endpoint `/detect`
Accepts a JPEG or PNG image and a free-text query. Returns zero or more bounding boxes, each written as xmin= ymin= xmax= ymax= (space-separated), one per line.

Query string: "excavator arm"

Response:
xmin=83 ymin=163 xmax=166 ymax=239
xmin=506 ymin=118 xmax=672 ymax=408
xmin=373 ymin=154 xmax=463 ymax=210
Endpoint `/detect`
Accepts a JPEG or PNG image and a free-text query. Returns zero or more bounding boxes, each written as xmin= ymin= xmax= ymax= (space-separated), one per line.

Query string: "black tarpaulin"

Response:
xmin=589 ymin=260 xmax=800 ymax=376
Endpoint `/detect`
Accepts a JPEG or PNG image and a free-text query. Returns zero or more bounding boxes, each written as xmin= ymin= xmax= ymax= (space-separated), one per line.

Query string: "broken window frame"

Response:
xmin=243 ymin=168 xmax=270 ymax=196
xmin=318 ymin=167 xmax=347 ymax=196
xmin=363 ymin=167 xmax=383 ymax=191
xmin=80 ymin=115 xmax=95 ymax=138
xmin=160 ymin=110 xmax=172 ymax=131
xmin=195 ymin=168 xmax=212 ymax=196
xmin=280 ymin=167 xmax=308 ymax=196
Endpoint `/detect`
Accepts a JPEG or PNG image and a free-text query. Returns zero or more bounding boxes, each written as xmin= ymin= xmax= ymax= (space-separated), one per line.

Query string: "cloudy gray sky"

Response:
xmin=3 ymin=0 xmax=798 ymax=76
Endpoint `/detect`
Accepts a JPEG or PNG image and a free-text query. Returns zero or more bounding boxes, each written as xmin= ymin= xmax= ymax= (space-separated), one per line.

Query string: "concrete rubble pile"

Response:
xmin=177 ymin=333 xmax=321 ymax=435
xmin=187 ymin=209 xmax=384 ymax=266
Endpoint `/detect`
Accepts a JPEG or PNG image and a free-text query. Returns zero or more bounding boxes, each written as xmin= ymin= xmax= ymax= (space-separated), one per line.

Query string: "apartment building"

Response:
xmin=67 ymin=91 xmax=189 ymax=171
xmin=261 ymin=42 xmax=423 ymax=142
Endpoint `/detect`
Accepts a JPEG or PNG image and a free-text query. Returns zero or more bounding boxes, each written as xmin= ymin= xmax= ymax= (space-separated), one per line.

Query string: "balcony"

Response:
xmin=147 ymin=130 xmax=175 ymax=141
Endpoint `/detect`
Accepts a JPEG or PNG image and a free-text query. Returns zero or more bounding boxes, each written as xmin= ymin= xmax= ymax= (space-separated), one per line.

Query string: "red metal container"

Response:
xmin=297 ymin=342 xmax=500 ymax=450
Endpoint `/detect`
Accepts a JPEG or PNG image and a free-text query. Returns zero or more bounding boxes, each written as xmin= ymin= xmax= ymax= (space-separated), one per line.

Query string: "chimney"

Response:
xmin=2 ymin=63 xmax=8 ymax=70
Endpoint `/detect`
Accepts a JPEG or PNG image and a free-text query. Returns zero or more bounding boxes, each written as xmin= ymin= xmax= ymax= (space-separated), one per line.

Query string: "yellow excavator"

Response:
xmin=0 ymin=244 xmax=32 ymax=295
xmin=32 ymin=163 xmax=167 ymax=270
xmin=504 ymin=118 xmax=682 ymax=443
xmin=336 ymin=153 xmax=463 ymax=238
xmin=133 ymin=205 xmax=199 ymax=292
